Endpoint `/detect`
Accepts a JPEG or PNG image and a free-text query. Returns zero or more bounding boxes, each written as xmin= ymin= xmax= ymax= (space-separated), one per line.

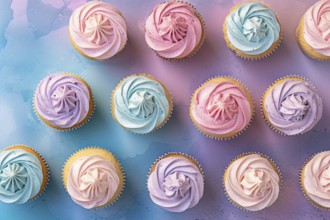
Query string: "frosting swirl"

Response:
xmin=264 ymin=78 xmax=322 ymax=135
xmin=113 ymin=75 xmax=170 ymax=134
xmin=34 ymin=73 xmax=92 ymax=129
xmin=303 ymin=151 xmax=330 ymax=208
xmin=147 ymin=156 xmax=204 ymax=212
xmin=67 ymin=155 xmax=120 ymax=209
xmin=69 ymin=1 xmax=128 ymax=60
xmin=191 ymin=79 xmax=252 ymax=137
xmin=225 ymin=2 xmax=280 ymax=55
xmin=0 ymin=149 xmax=43 ymax=204
xmin=145 ymin=1 xmax=203 ymax=59
xmin=224 ymin=154 xmax=280 ymax=211
xmin=303 ymin=0 xmax=330 ymax=56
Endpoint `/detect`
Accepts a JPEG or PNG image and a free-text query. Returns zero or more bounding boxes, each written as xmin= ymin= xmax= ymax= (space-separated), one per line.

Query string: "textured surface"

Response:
xmin=0 ymin=0 xmax=330 ymax=219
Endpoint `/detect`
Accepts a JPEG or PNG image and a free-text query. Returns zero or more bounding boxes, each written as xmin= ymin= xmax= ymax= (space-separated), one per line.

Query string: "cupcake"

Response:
xmin=145 ymin=1 xmax=205 ymax=61
xmin=262 ymin=76 xmax=323 ymax=136
xmin=223 ymin=2 xmax=281 ymax=59
xmin=34 ymin=72 xmax=94 ymax=131
xmin=147 ymin=152 xmax=204 ymax=212
xmin=190 ymin=77 xmax=254 ymax=139
xmin=112 ymin=74 xmax=173 ymax=134
xmin=62 ymin=148 xmax=125 ymax=209
xmin=69 ymin=1 xmax=128 ymax=60
xmin=296 ymin=0 xmax=330 ymax=60
xmin=0 ymin=145 xmax=49 ymax=204
xmin=223 ymin=153 xmax=281 ymax=211
xmin=301 ymin=151 xmax=330 ymax=209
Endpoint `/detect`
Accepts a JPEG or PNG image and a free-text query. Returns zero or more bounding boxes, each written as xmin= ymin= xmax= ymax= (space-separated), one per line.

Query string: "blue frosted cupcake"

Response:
xmin=111 ymin=74 xmax=173 ymax=134
xmin=223 ymin=2 xmax=282 ymax=59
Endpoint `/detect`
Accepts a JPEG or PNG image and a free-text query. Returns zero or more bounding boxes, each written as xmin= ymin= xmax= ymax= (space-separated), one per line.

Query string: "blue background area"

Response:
xmin=1 ymin=0 xmax=330 ymax=219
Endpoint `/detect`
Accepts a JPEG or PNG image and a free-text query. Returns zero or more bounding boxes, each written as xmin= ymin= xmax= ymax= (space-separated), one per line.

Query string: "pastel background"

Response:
xmin=0 ymin=0 xmax=329 ymax=219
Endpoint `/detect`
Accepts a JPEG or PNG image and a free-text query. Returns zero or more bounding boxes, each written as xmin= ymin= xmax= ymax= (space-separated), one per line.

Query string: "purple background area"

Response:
xmin=0 ymin=0 xmax=330 ymax=219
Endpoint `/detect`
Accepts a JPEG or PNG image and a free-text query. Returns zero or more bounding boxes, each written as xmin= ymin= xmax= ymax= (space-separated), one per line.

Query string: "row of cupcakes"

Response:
xmin=68 ymin=0 xmax=330 ymax=61
xmin=33 ymin=72 xmax=323 ymax=138
xmin=1 ymin=145 xmax=330 ymax=212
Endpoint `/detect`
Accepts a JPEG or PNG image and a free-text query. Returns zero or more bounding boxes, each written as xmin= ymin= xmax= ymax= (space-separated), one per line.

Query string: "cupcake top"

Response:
xmin=66 ymin=155 xmax=120 ymax=209
xmin=303 ymin=0 xmax=330 ymax=56
xmin=145 ymin=1 xmax=203 ymax=59
xmin=190 ymin=77 xmax=253 ymax=139
xmin=147 ymin=155 xmax=204 ymax=212
xmin=225 ymin=2 xmax=280 ymax=56
xmin=263 ymin=77 xmax=322 ymax=136
xmin=34 ymin=72 xmax=93 ymax=130
xmin=112 ymin=75 xmax=172 ymax=134
xmin=302 ymin=151 xmax=330 ymax=209
xmin=224 ymin=153 xmax=280 ymax=211
xmin=0 ymin=149 xmax=43 ymax=204
xmin=69 ymin=1 xmax=128 ymax=60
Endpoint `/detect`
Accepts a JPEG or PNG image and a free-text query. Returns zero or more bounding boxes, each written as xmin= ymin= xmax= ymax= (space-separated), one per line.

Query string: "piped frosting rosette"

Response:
xmin=224 ymin=153 xmax=281 ymax=211
xmin=302 ymin=0 xmax=330 ymax=58
xmin=69 ymin=1 xmax=128 ymax=60
xmin=262 ymin=76 xmax=323 ymax=136
xmin=34 ymin=72 xmax=94 ymax=130
xmin=190 ymin=77 xmax=254 ymax=139
xmin=0 ymin=147 xmax=44 ymax=204
xmin=301 ymin=151 xmax=330 ymax=209
xmin=145 ymin=1 xmax=204 ymax=60
xmin=147 ymin=153 xmax=204 ymax=212
xmin=112 ymin=74 xmax=173 ymax=134
xmin=224 ymin=2 xmax=281 ymax=59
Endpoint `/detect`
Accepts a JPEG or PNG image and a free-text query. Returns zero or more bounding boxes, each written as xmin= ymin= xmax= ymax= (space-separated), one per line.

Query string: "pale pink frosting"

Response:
xmin=67 ymin=155 xmax=120 ymax=209
xmin=224 ymin=154 xmax=280 ymax=211
xmin=69 ymin=1 xmax=128 ymax=60
xmin=303 ymin=151 xmax=330 ymax=208
xmin=303 ymin=0 xmax=330 ymax=56
xmin=145 ymin=1 xmax=203 ymax=59
xmin=191 ymin=79 xmax=252 ymax=137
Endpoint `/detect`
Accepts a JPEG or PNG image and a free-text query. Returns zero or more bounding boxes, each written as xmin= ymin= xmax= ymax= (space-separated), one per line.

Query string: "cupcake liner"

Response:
xmin=300 ymin=151 xmax=330 ymax=210
xmin=62 ymin=147 xmax=126 ymax=209
xmin=189 ymin=76 xmax=255 ymax=140
xmin=33 ymin=72 xmax=95 ymax=132
xmin=260 ymin=75 xmax=321 ymax=136
xmin=3 ymin=144 xmax=50 ymax=203
xmin=145 ymin=0 xmax=206 ymax=62
xmin=223 ymin=1 xmax=282 ymax=60
xmin=222 ymin=152 xmax=282 ymax=211
xmin=111 ymin=74 xmax=174 ymax=135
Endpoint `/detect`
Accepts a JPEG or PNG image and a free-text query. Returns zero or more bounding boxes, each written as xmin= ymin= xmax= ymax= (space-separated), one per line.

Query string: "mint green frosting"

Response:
xmin=0 ymin=149 xmax=43 ymax=204
xmin=113 ymin=75 xmax=170 ymax=134
xmin=226 ymin=2 xmax=280 ymax=55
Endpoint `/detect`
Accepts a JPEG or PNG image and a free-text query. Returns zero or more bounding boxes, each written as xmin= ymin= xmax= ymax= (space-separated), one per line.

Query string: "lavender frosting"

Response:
xmin=264 ymin=78 xmax=322 ymax=135
xmin=34 ymin=73 xmax=92 ymax=129
xmin=147 ymin=156 xmax=204 ymax=212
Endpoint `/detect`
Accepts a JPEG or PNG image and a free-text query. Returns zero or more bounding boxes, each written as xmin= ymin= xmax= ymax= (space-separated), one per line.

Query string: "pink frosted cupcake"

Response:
xmin=145 ymin=1 xmax=205 ymax=61
xmin=69 ymin=1 xmax=128 ymax=60
xmin=190 ymin=77 xmax=254 ymax=139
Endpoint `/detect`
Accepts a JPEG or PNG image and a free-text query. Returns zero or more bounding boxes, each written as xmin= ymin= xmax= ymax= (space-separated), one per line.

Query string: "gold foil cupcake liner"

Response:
xmin=145 ymin=0 xmax=206 ymax=62
xmin=189 ymin=76 xmax=255 ymax=140
xmin=33 ymin=72 xmax=95 ymax=132
xmin=300 ymin=151 xmax=330 ymax=210
xmin=222 ymin=152 xmax=282 ymax=212
xmin=62 ymin=146 xmax=126 ymax=209
xmin=260 ymin=74 xmax=321 ymax=136
xmin=111 ymin=74 xmax=174 ymax=135
xmin=3 ymin=144 xmax=50 ymax=203
xmin=223 ymin=1 xmax=283 ymax=60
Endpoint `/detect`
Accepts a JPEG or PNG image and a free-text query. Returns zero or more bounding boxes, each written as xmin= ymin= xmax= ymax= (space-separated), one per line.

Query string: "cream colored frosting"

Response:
xmin=224 ymin=154 xmax=280 ymax=211
xmin=303 ymin=151 xmax=330 ymax=208
xmin=67 ymin=155 xmax=120 ymax=209
xmin=69 ymin=1 xmax=127 ymax=60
